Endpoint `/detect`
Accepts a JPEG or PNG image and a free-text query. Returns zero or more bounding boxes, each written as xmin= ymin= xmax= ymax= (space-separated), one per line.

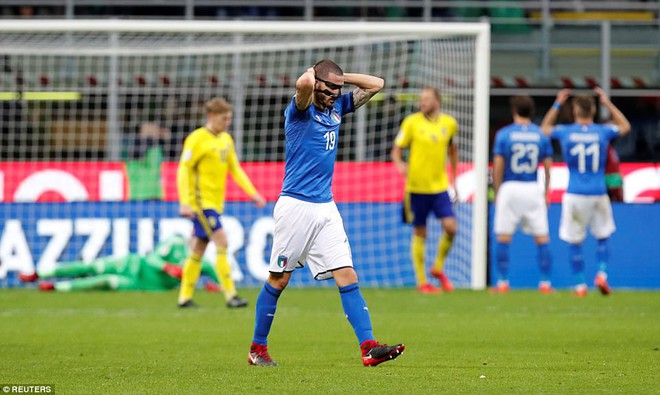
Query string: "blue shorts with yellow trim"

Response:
xmin=192 ymin=209 xmax=223 ymax=239
xmin=403 ymin=192 xmax=455 ymax=226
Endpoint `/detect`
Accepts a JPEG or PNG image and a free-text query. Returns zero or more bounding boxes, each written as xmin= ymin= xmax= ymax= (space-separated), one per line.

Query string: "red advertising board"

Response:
xmin=1 ymin=162 xmax=658 ymax=203
xmin=0 ymin=162 xmax=128 ymax=202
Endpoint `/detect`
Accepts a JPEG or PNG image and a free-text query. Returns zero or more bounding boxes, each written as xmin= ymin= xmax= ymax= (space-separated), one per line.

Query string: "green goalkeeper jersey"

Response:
xmin=42 ymin=234 xmax=219 ymax=291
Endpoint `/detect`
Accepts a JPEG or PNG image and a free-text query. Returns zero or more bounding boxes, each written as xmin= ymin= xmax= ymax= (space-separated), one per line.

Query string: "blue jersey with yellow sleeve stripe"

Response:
xmin=394 ymin=112 xmax=458 ymax=194
xmin=177 ymin=127 xmax=257 ymax=212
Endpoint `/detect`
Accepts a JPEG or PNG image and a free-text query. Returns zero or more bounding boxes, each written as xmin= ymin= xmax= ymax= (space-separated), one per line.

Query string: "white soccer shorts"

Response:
xmin=269 ymin=196 xmax=353 ymax=280
xmin=494 ymin=181 xmax=549 ymax=237
xmin=559 ymin=193 xmax=616 ymax=244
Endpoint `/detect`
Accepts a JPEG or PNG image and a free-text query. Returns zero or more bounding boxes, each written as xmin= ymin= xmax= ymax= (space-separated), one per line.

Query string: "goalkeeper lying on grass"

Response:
xmin=18 ymin=234 xmax=234 ymax=302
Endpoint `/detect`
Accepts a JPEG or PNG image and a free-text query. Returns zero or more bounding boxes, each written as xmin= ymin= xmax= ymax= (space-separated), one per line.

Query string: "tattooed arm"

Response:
xmin=343 ymin=73 xmax=384 ymax=109
xmin=295 ymin=68 xmax=316 ymax=111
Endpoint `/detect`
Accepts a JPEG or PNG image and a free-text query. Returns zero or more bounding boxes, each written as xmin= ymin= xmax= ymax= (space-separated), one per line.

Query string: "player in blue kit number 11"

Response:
xmin=541 ymin=87 xmax=631 ymax=297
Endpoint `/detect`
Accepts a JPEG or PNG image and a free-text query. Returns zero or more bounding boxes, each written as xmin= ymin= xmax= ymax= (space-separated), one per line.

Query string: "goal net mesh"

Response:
xmin=0 ymin=25 xmax=480 ymax=288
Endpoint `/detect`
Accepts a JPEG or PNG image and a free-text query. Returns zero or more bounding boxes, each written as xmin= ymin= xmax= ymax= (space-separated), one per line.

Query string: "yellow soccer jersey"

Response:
xmin=177 ymin=127 xmax=257 ymax=213
xmin=394 ymin=112 xmax=458 ymax=194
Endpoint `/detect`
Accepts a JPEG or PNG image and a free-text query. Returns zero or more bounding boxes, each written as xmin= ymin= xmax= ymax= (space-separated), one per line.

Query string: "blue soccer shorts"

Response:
xmin=191 ymin=209 xmax=223 ymax=239
xmin=404 ymin=191 xmax=455 ymax=227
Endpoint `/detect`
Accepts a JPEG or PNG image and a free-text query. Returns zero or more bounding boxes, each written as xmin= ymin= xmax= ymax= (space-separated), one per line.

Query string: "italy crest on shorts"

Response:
xmin=277 ymin=255 xmax=288 ymax=268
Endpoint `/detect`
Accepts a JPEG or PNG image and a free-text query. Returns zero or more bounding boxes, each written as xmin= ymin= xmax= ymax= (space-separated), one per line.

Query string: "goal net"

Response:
xmin=0 ymin=20 xmax=489 ymax=289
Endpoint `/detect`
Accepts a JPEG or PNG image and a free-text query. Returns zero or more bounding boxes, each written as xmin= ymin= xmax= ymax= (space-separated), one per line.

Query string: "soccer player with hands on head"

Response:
xmin=177 ymin=97 xmax=266 ymax=309
xmin=248 ymin=60 xmax=405 ymax=367
xmin=541 ymin=87 xmax=631 ymax=297
xmin=491 ymin=95 xmax=554 ymax=294
xmin=391 ymin=87 xmax=458 ymax=294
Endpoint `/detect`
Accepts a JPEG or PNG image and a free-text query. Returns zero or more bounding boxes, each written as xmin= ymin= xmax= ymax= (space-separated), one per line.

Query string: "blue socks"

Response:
xmin=569 ymin=243 xmax=585 ymax=285
xmin=252 ymin=282 xmax=282 ymax=345
xmin=496 ymin=241 xmax=552 ymax=284
xmin=339 ymin=283 xmax=374 ymax=345
xmin=495 ymin=241 xmax=510 ymax=282
xmin=538 ymin=243 xmax=552 ymax=283
xmin=254 ymin=282 xmax=375 ymax=346
xmin=596 ymin=238 xmax=609 ymax=274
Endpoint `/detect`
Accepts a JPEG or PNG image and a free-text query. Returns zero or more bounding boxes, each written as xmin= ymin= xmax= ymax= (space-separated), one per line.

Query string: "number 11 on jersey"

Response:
xmin=570 ymin=142 xmax=599 ymax=173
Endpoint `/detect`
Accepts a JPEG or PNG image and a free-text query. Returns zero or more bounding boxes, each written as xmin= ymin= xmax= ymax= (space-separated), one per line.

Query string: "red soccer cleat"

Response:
xmin=204 ymin=282 xmax=222 ymax=293
xmin=248 ymin=342 xmax=278 ymax=367
xmin=594 ymin=274 xmax=612 ymax=296
xmin=430 ymin=269 xmax=454 ymax=292
xmin=19 ymin=272 xmax=39 ymax=283
xmin=573 ymin=285 xmax=588 ymax=298
xmin=539 ymin=282 xmax=555 ymax=294
xmin=417 ymin=283 xmax=442 ymax=294
xmin=361 ymin=340 xmax=405 ymax=367
xmin=38 ymin=281 xmax=55 ymax=291
xmin=489 ymin=281 xmax=510 ymax=294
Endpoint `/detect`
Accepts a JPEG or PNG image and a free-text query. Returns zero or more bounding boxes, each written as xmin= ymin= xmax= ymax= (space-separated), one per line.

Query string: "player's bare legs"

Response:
xmin=267 ymin=271 xmax=291 ymax=290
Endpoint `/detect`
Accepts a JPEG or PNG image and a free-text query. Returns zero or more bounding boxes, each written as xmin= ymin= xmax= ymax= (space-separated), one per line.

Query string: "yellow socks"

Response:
xmin=178 ymin=253 xmax=202 ymax=304
xmin=215 ymin=247 xmax=237 ymax=302
xmin=412 ymin=235 xmax=427 ymax=285
xmin=433 ymin=233 xmax=454 ymax=273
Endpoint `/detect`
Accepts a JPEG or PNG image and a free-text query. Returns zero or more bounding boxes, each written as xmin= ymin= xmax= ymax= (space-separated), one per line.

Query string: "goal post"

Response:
xmin=0 ymin=20 xmax=490 ymax=290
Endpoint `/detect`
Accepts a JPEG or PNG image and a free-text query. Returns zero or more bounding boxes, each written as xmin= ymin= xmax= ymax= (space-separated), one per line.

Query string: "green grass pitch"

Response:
xmin=1 ymin=288 xmax=659 ymax=394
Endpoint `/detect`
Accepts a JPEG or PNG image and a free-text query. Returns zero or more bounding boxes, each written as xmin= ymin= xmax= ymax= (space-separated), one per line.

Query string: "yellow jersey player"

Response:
xmin=391 ymin=87 xmax=458 ymax=294
xmin=177 ymin=97 xmax=266 ymax=308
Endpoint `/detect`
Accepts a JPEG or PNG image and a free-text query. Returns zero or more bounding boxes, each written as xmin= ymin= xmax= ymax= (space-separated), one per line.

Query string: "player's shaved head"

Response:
xmin=205 ymin=97 xmax=233 ymax=114
xmin=510 ymin=95 xmax=535 ymax=118
xmin=313 ymin=59 xmax=343 ymax=79
xmin=573 ymin=95 xmax=596 ymax=119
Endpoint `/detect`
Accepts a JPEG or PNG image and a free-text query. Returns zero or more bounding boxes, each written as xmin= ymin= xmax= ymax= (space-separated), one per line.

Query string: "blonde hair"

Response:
xmin=205 ymin=97 xmax=233 ymax=114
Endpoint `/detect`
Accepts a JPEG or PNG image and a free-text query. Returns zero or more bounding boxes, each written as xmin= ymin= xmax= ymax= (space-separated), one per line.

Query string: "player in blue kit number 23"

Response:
xmin=491 ymin=95 xmax=554 ymax=294
xmin=247 ymin=60 xmax=405 ymax=367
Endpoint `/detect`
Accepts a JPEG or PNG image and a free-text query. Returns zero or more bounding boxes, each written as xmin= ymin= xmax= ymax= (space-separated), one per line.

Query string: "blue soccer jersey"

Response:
xmin=551 ymin=123 xmax=619 ymax=195
xmin=493 ymin=123 xmax=553 ymax=183
xmin=280 ymin=92 xmax=354 ymax=203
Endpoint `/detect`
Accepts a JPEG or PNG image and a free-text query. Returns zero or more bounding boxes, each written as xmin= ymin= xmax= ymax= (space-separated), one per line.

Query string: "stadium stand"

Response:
xmin=1 ymin=1 xmax=658 ymax=162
